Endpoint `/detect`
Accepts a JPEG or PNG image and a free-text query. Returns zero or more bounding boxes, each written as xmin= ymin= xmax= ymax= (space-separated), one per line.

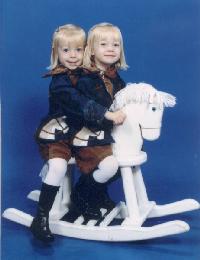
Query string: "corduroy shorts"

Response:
xmin=38 ymin=140 xmax=113 ymax=174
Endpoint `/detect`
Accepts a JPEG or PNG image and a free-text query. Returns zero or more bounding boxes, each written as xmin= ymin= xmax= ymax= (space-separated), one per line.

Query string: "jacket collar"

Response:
xmin=42 ymin=65 xmax=83 ymax=78
xmin=83 ymin=64 xmax=118 ymax=79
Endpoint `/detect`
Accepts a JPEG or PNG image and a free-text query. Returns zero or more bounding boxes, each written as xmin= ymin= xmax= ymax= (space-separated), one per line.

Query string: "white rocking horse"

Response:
xmin=3 ymin=83 xmax=200 ymax=241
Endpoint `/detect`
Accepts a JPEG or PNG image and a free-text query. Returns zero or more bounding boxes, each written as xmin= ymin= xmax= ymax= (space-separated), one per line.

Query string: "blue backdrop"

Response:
xmin=1 ymin=0 xmax=200 ymax=259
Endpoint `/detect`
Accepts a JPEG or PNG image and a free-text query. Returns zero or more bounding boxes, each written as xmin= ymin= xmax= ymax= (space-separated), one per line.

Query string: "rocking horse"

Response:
xmin=3 ymin=83 xmax=200 ymax=241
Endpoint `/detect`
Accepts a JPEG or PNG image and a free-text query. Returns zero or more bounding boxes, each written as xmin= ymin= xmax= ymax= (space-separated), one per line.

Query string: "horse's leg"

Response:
xmin=49 ymin=181 xmax=72 ymax=220
xmin=27 ymin=164 xmax=49 ymax=201
xmin=49 ymin=163 xmax=74 ymax=220
xmin=120 ymin=166 xmax=156 ymax=226
xmin=120 ymin=166 xmax=141 ymax=226
xmin=62 ymin=164 xmax=73 ymax=206
xmin=132 ymin=166 xmax=149 ymax=206
xmin=49 ymin=181 xmax=66 ymax=220
xmin=132 ymin=167 xmax=200 ymax=218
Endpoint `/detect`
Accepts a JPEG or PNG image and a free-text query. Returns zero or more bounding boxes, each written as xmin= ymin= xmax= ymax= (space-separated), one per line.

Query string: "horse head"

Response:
xmin=111 ymin=83 xmax=176 ymax=161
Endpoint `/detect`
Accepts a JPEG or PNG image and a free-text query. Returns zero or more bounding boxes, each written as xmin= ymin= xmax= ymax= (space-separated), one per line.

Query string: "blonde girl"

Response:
xmin=30 ymin=24 xmax=87 ymax=243
xmin=69 ymin=23 xmax=128 ymax=221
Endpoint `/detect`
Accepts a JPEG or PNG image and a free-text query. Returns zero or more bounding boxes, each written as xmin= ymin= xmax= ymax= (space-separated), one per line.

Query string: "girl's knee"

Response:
xmin=99 ymin=155 xmax=119 ymax=175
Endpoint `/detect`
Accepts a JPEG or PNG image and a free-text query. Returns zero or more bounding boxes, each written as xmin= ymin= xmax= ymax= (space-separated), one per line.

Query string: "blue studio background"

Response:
xmin=1 ymin=0 xmax=200 ymax=259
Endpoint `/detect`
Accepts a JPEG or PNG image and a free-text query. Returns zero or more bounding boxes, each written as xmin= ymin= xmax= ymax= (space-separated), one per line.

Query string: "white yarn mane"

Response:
xmin=111 ymin=83 xmax=176 ymax=111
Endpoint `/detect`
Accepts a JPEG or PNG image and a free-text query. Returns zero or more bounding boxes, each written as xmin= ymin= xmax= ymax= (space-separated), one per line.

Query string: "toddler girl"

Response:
xmin=69 ymin=22 xmax=128 ymax=221
xmin=31 ymin=24 xmax=88 ymax=242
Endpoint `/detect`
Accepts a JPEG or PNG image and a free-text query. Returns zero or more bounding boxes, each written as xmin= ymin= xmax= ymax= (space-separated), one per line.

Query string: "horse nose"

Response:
xmin=141 ymin=128 xmax=161 ymax=140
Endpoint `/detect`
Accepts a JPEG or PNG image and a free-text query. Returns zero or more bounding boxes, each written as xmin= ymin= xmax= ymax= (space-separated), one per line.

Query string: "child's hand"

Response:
xmin=105 ymin=110 xmax=126 ymax=125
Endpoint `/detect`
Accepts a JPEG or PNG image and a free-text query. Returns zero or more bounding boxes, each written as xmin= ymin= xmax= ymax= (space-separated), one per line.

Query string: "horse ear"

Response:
xmin=159 ymin=91 xmax=176 ymax=107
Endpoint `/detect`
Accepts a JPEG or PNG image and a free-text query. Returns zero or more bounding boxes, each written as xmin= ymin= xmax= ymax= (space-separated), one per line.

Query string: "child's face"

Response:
xmin=57 ymin=40 xmax=84 ymax=70
xmin=92 ymin=33 xmax=121 ymax=71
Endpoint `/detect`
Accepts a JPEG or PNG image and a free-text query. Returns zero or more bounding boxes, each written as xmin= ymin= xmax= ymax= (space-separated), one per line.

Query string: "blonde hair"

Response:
xmin=49 ymin=24 xmax=86 ymax=70
xmin=83 ymin=22 xmax=128 ymax=70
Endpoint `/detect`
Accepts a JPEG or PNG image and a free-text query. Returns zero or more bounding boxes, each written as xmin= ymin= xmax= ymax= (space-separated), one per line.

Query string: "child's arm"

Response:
xmin=49 ymin=74 xmax=108 ymax=124
xmin=76 ymin=76 xmax=126 ymax=126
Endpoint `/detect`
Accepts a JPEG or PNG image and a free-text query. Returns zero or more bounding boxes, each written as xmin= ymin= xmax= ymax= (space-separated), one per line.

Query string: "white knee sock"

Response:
xmin=93 ymin=155 xmax=119 ymax=183
xmin=44 ymin=158 xmax=68 ymax=186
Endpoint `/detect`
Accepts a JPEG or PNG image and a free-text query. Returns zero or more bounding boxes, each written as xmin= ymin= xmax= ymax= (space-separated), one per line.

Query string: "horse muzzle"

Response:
xmin=141 ymin=127 xmax=161 ymax=140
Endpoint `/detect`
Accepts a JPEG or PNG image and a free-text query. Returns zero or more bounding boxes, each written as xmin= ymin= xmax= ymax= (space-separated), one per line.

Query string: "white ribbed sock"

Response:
xmin=44 ymin=158 xmax=68 ymax=186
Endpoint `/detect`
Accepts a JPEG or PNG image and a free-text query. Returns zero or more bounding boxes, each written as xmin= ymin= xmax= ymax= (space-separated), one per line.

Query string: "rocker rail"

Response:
xmin=2 ymin=208 xmax=190 ymax=241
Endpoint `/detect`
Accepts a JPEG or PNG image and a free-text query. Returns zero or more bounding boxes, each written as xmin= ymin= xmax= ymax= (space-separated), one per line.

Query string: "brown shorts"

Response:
xmin=75 ymin=145 xmax=113 ymax=174
xmin=39 ymin=140 xmax=72 ymax=161
xmin=38 ymin=141 xmax=113 ymax=174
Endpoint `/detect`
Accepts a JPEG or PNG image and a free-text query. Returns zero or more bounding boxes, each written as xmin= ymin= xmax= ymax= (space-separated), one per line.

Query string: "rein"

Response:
xmin=139 ymin=124 xmax=160 ymax=138
xmin=140 ymin=127 xmax=160 ymax=130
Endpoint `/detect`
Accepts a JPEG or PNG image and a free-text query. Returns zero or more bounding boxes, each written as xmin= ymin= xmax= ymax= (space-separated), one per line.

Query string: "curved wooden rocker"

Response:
xmin=3 ymin=83 xmax=199 ymax=241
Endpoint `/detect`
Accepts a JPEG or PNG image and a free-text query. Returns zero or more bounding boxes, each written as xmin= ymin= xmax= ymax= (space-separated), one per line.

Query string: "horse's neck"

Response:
xmin=112 ymin=104 xmax=144 ymax=158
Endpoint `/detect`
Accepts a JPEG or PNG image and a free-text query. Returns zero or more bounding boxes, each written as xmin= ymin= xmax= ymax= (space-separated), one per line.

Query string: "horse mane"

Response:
xmin=111 ymin=83 xmax=176 ymax=111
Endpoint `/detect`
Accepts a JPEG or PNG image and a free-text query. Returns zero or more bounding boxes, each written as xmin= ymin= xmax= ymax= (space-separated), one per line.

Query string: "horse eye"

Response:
xmin=152 ymin=107 xmax=156 ymax=111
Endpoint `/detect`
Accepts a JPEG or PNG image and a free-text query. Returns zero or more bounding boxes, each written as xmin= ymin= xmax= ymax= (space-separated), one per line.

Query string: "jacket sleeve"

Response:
xmin=49 ymin=74 xmax=108 ymax=124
